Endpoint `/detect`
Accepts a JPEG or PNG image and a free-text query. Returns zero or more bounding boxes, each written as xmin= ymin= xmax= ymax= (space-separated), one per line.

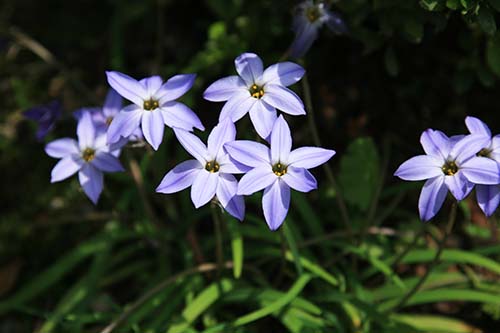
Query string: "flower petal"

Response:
xmin=157 ymin=74 xmax=196 ymax=103
xmin=476 ymin=185 xmax=500 ymax=217
xmin=106 ymin=71 xmax=147 ymax=106
xmin=190 ymin=170 xmax=218 ymax=208
xmin=289 ymin=22 xmax=319 ymax=59
xmin=218 ymin=154 xmax=251 ymax=174
xmin=219 ymin=92 xmax=256 ymax=122
xmin=325 ymin=10 xmax=348 ymax=34
xmin=207 ymin=119 xmax=236 ymax=160
xmin=51 ymin=157 xmax=82 ymax=182
xmin=103 ymin=88 xmax=123 ymax=118
xmin=173 ymin=128 xmax=209 ymax=164
xmin=78 ymin=163 xmax=103 ymax=204
xmin=216 ymin=173 xmax=245 ymax=221
xmin=237 ymin=167 xmax=276 ymax=195
xmin=288 ymin=146 xmax=336 ymax=169
xmin=444 ymin=172 xmax=473 ymax=201
xmin=203 ymin=75 xmax=247 ymax=101
xmin=261 ymin=62 xmax=305 ymax=86
xmin=160 ymin=101 xmax=204 ymax=131
xmin=450 ymin=134 xmax=490 ymax=164
xmin=77 ymin=110 xmax=96 ymax=149
xmin=141 ymin=110 xmax=165 ymax=150
xmin=249 ymin=100 xmax=277 ymax=139
xmin=461 ymin=157 xmax=500 ymax=185
xmin=45 ymin=138 xmax=79 ymax=158
xmin=281 ymin=166 xmax=317 ymax=192
xmin=107 ymin=105 xmax=143 ymax=144
xmin=394 ymin=155 xmax=443 ymax=181
xmin=139 ymin=75 xmax=163 ymax=96
xmin=465 ymin=116 xmax=491 ymax=137
xmin=262 ymin=84 xmax=305 ymax=115
xmin=235 ymin=52 xmax=264 ymax=85
xmin=418 ymin=176 xmax=448 ymax=221
xmin=91 ymin=152 xmax=124 ymax=172
xmin=270 ymin=115 xmax=292 ymax=164
xmin=156 ymin=159 xmax=202 ymax=194
xmin=224 ymin=140 xmax=271 ymax=168
xmin=420 ymin=129 xmax=451 ymax=159
xmin=262 ymin=179 xmax=290 ymax=230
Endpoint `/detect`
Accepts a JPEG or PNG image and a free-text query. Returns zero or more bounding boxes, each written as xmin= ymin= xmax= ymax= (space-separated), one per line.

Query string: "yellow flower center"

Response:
xmin=306 ymin=6 xmax=321 ymax=23
xmin=272 ymin=163 xmax=287 ymax=177
xmin=82 ymin=148 xmax=96 ymax=162
xmin=205 ymin=161 xmax=220 ymax=173
xmin=143 ymin=99 xmax=159 ymax=111
xmin=249 ymin=84 xmax=264 ymax=99
xmin=441 ymin=160 xmax=458 ymax=176
xmin=477 ymin=148 xmax=492 ymax=158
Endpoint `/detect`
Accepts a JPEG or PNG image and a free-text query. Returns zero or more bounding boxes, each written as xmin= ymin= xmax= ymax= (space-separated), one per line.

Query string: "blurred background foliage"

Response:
xmin=1 ymin=0 xmax=500 ymax=332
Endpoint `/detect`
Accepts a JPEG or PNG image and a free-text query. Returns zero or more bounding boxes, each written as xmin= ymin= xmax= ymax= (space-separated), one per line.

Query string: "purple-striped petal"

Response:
xmin=91 ymin=152 xmax=124 ymax=172
xmin=465 ymin=116 xmax=491 ymax=137
xmin=78 ymin=163 xmax=103 ymax=204
xmin=461 ymin=157 xmax=500 ymax=185
xmin=235 ymin=53 xmax=263 ymax=85
xmin=45 ymin=138 xmax=79 ymax=158
xmin=249 ymin=100 xmax=277 ymax=139
xmin=476 ymin=184 xmax=500 ymax=217
xmin=160 ymin=102 xmax=204 ymax=131
xmin=107 ymin=105 xmax=143 ymax=144
xmin=216 ymin=173 xmax=245 ymax=221
xmin=270 ymin=115 xmax=292 ymax=164
xmin=420 ymin=129 xmax=451 ymax=159
xmin=237 ymin=167 xmax=276 ymax=195
xmin=51 ymin=157 xmax=82 ymax=182
xmin=103 ymin=88 xmax=123 ymax=118
xmin=173 ymin=128 xmax=209 ymax=164
xmin=451 ymin=134 xmax=490 ymax=164
xmin=261 ymin=62 xmax=305 ymax=86
xmin=418 ymin=176 xmax=448 ymax=221
xmin=157 ymin=74 xmax=196 ymax=103
xmin=140 ymin=76 xmax=163 ymax=96
xmin=106 ymin=71 xmax=147 ymax=106
xmin=281 ymin=167 xmax=317 ymax=192
xmin=262 ymin=84 xmax=305 ymax=115
xmin=288 ymin=146 xmax=335 ymax=169
xmin=218 ymin=154 xmax=251 ymax=174
xmin=190 ymin=170 xmax=218 ymax=208
xmin=444 ymin=172 xmax=473 ymax=201
xmin=207 ymin=119 xmax=236 ymax=160
xmin=142 ymin=110 xmax=165 ymax=150
xmin=219 ymin=92 xmax=256 ymax=122
xmin=77 ymin=111 xmax=96 ymax=149
xmin=224 ymin=140 xmax=271 ymax=168
xmin=156 ymin=159 xmax=202 ymax=194
xmin=203 ymin=75 xmax=247 ymax=101
xmin=262 ymin=179 xmax=290 ymax=230
xmin=394 ymin=155 xmax=443 ymax=181
xmin=325 ymin=10 xmax=348 ymax=34
xmin=289 ymin=22 xmax=319 ymax=59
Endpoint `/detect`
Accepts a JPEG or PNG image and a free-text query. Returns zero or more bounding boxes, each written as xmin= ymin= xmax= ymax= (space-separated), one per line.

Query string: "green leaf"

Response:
xmin=446 ymin=0 xmax=460 ymax=9
xmin=393 ymin=314 xmax=482 ymax=333
xmin=283 ymin=223 xmax=303 ymax=275
xmin=486 ymin=34 xmax=500 ymax=76
xmin=478 ymin=6 xmax=497 ymax=35
xmin=420 ymin=0 xmax=442 ymax=11
xmin=227 ymin=219 xmax=243 ymax=279
xmin=339 ymin=137 xmax=380 ymax=211
xmin=285 ymin=251 xmax=338 ymax=286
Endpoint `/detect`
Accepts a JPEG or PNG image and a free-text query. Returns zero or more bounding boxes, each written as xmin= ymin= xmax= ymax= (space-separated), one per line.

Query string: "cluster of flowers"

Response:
xmin=395 ymin=117 xmax=500 ymax=220
xmin=44 ymin=53 xmax=335 ymax=230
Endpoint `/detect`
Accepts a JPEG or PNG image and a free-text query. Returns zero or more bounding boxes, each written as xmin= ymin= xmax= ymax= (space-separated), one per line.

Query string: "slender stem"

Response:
xmin=100 ymin=262 xmax=233 ymax=333
xmin=389 ymin=202 xmax=458 ymax=312
xmin=389 ymin=223 xmax=427 ymax=269
xmin=301 ymin=75 xmax=352 ymax=235
xmin=211 ymin=204 xmax=224 ymax=278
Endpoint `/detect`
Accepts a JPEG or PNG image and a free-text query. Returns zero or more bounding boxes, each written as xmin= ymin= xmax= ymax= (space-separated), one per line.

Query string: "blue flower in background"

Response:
xmin=23 ymin=100 xmax=62 ymax=140
xmin=45 ymin=111 xmax=125 ymax=204
xmin=204 ymin=52 xmax=306 ymax=139
xmin=289 ymin=0 xmax=347 ymax=59
xmin=394 ymin=129 xmax=500 ymax=221
xmin=465 ymin=116 xmax=500 ymax=216
xmin=156 ymin=119 xmax=247 ymax=220
xmin=225 ymin=115 xmax=335 ymax=230
xmin=106 ymin=71 xmax=204 ymax=150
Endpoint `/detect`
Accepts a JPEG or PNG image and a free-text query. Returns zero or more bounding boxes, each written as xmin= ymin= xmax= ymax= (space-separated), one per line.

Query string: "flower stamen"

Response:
xmin=82 ymin=148 xmax=96 ymax=162
xmin=477 ymin=148 xmax=492 ymax=158
xmin=205 ymin=160 xmax=220 ymax=173
xmin=441 ymin=160 xmax=458 ymax=176
xmin=105 ymin=116 xmax=113 ymax=126
xmin=249 ymin=84 xmax=264 ymax=99
xmin=306 ymin=6 xmax=321 ymax=23
xmin=143 ymin=99 xmax=160 ymax=111
xmin=272 ymin=162 xmax=287 ymax=176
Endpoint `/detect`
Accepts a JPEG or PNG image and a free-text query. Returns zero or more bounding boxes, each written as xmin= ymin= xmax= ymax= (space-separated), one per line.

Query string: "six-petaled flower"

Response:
xmin=24 ymin=100 xmax=62 ymax=140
